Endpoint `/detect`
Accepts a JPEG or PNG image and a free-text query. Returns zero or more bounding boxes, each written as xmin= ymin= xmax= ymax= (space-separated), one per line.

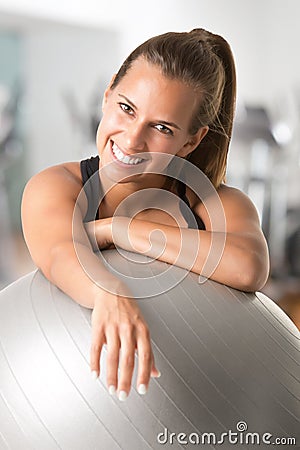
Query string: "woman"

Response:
xmin=21 ymin=28 xmax=269 ymax=401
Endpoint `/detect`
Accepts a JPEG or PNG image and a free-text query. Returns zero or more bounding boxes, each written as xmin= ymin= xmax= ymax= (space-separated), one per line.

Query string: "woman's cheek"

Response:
xmin=150 ymin=134 xmax=179 ymax=156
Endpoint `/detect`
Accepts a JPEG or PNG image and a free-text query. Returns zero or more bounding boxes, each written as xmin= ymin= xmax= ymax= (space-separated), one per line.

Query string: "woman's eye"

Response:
xmin=155 ymin=124 xmax=173 ymax=135
xmin=118 ymin=102 xmax=134 ymax=114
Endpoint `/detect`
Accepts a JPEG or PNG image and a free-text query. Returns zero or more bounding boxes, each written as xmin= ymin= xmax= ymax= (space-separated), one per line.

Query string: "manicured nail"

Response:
xmin=91 ymin=370 xmax=98 ymax=380
xmin=151 ymin=370 xmax=161 ymax=378
xmin=108 ymin=385 xmax=116 ymax=395
xmin=138 ymin=384 xmax=147 ymax=395
xmin=118 ymin=390 xmax=127 ymax=402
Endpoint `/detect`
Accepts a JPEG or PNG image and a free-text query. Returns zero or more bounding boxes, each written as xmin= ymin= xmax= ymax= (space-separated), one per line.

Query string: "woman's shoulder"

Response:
xmin=41 ymin=161 xmax=81 ymax=180
xmin=216 ymin=184 xmax=258 ymax=210
xmin=25 ymin=161 xmax=83 ymax=200
xmin=193 ymin=183 xmax=260 ymax=224
xmin=60 ymin=161 xmax=83 ymax=183
xmin=189 ymin=182 xmax=255 ymax=206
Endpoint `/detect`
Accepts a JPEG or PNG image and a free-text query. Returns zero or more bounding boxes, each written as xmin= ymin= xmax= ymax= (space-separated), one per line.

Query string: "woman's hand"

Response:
xmin=90 ymin=285 xmax=160 ymax=401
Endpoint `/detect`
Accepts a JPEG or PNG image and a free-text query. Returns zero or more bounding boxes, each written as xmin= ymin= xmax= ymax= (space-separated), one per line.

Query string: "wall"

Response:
xmin=22 ymin=23 xmax=119 ymax=175
xmin=1 ymin=0 xmax=299 ymax=107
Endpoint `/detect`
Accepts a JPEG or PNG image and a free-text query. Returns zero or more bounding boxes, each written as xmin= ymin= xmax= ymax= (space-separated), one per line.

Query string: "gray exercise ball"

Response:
xmin=0 ymin=250 xmax=299 ymax=449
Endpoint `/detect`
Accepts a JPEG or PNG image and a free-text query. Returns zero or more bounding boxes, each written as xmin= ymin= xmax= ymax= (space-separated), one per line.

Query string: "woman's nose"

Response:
xmin=123 ymin=122 xmax=146 ymax=152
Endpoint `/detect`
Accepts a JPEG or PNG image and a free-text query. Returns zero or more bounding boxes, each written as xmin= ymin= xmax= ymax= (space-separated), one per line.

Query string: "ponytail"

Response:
xmin=187 ymin=29 xmax=237 ymax=187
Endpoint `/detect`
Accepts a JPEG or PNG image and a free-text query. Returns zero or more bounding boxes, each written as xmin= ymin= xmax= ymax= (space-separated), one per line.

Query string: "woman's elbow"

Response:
xmin=237 ymin=249 xmax=270 ymax=292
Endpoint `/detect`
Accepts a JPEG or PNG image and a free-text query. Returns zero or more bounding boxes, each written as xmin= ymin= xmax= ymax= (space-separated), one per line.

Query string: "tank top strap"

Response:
xmin=80 ymin=156 xmax=101 ymax=222
xmin=176 ymin=179 xmax=205 ymax=230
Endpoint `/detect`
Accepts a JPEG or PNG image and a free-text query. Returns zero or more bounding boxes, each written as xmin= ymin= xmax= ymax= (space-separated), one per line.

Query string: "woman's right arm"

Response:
xmin=22 ymin=163 xmax=116 ymax=306
xmin=21 ymin=163 xmax=159 ymax=399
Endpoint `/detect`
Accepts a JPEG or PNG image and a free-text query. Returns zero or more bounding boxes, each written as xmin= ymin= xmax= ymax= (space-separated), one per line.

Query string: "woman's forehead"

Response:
xmin=112 ymin=58 xmax=199 ymax=125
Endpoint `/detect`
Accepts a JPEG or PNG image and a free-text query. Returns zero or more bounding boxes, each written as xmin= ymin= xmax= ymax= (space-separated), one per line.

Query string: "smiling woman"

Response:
xmin=97 ymin=58 xmax=206 ymax=185
xmin=21 ymin=28 xmax=270 ymax=402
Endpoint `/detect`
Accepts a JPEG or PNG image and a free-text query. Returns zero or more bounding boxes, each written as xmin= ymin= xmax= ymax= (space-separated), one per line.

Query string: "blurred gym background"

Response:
xmin=0 ymin=0 xmax=299 ymax=328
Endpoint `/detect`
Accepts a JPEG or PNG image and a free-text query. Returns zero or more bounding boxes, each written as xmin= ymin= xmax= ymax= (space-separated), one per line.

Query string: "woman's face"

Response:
xmin=96 ymin=57 xmax=206 ymax=184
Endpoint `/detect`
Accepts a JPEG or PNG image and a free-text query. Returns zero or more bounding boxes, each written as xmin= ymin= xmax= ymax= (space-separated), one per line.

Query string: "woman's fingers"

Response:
xmin=151 ymin=364 xmax=161 ymax=379
xmin=117 ymin=324 xmax=136 ymax=400
xmin=90 ymin=327 xmax=105 ymax=378
xmin=106 ymin=327 xmax=120 ymax=395
xmin=91 ymin=294 xmax=160 ymax=400
xmin=136 ymin=323 xmax=154 ymax=395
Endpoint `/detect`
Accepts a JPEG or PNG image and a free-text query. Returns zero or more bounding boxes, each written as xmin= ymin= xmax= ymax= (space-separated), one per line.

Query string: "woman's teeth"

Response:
xmin=112 ymin=143 xmax=143 ymax=165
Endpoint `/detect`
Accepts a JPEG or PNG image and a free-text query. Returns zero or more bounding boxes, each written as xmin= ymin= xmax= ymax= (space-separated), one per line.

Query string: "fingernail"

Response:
xmin=138 ymin=384 xmax=147 ymax=395
xmin=151 ymin=370 xmax=161 ymax=378
xmin=118 ymin=390 xmax=127 ymax=402
xmin=108 ymin=385 xmax=116 ymax=395
xmin=91 ymin=370 xmax=98 ymax=380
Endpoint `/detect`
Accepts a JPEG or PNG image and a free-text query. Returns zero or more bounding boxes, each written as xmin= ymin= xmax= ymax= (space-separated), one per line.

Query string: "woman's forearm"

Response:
xmin=110 ymin=217 xmax=268 ymax=292
xmin=48 ymin=241 xmax=124 ymax=308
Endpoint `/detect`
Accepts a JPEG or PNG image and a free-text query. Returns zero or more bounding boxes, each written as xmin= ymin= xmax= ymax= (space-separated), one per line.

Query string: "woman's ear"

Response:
xmin=102 ymin=74 xmax=117 ymax=111
xmin=177 ymin=126 xmax=209 ymax=158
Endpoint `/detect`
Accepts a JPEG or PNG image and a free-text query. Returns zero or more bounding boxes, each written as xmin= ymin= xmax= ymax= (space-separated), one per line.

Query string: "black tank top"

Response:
xmin=80 ymin=156 xmax=205 ymax=230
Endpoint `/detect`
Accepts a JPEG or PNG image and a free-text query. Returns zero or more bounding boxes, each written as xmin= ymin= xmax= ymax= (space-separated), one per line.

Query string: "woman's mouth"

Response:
xmin=111 ymin=142 xmax=145 ymax=165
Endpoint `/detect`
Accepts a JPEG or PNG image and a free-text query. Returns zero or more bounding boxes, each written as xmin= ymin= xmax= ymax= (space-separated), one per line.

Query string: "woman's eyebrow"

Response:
xmin=156 ymin=120 xmax=181 ymax=130
xmin=117 ymin=93 xmax=181 ymax=130
xmin=118 ymin=94 xmax=137 ymax=109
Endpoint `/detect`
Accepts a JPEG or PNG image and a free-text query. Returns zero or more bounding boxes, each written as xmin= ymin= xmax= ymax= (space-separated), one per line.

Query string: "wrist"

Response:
xmin=94 ymin=277 xmax=132 ymax=303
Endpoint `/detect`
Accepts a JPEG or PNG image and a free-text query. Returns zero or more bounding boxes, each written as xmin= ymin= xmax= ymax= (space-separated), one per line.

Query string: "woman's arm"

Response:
xmin=91 ymin=185 xmax=269 ymax=292
xmin=21 ymin=163 xmax=159 ymax=399
xmin=22 ymin=164 xmax=114 ymax=303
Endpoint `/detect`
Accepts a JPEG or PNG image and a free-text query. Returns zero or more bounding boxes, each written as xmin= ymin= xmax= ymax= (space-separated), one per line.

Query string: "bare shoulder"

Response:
xmin=194 ymin=183 xmax=261 ymax=232
xmin=24 ymin=161 xmax=83 ymax=201
xmin=22 ymin=161 xmax=87 ymax=230
xmin=216 ymin=184 xmax=259 ymax=213
xmin=21 ymin=161 xmax=90 ymax=274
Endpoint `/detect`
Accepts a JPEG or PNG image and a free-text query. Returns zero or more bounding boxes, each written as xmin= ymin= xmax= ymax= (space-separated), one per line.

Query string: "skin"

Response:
xmin=22 ymin=57 xmax=270 ymax=401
